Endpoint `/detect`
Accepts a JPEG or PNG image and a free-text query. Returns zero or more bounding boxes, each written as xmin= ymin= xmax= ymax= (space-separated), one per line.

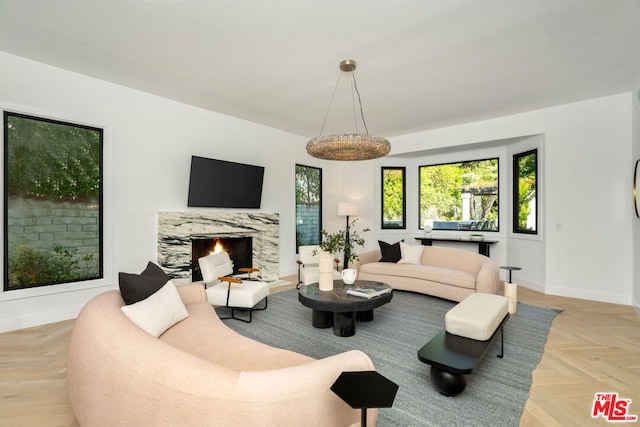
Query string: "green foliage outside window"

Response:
xmin=382 ymin=167 xmax=405 ymax=229
xmin=419 ymin=159 xmax=499 ymax=231
xmin=6 ymin=114 xmax=100 ymax=201
xmin=514 ymin=150 xmax=537 ymax=233
xmin=295 ymin=164 xmax=322 ymax=249
xmin=4 ymin=112 xmax=103 ymax=290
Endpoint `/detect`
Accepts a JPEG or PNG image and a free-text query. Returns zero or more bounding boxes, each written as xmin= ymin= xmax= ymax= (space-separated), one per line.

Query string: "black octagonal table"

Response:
xmin=298 ymin=280 xmax=393 ymax=337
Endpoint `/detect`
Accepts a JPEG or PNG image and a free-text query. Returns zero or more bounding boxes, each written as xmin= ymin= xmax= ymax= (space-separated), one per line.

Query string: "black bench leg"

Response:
xmin=497 ymin=326 xmax=504 ymax=359
xmin=430 ymin=367 xmax=467 ymax=396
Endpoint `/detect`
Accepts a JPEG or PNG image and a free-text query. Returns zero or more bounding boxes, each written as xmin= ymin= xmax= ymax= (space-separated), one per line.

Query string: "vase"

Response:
xmin=318 ymin=250 xmax=334 ymax=291
xmin=341 ymin=268 xmax=357 ymax=285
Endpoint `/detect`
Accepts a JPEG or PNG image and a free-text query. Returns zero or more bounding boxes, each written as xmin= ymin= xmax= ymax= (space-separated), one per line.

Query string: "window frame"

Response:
xmin=512 ymin=149 xmax=538 ymax=235
xmin=295 ymin=163 xmax=322 ymax=252
xmin=3 ymin=111 xmax=104 ymax=291
xmin=418 ymin=157 xmax=500 ymax=232
xmin=381 ymin=166 xmax=406 ymax=230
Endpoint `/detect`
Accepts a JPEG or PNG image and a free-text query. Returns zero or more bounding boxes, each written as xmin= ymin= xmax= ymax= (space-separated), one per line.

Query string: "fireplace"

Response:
xmin=191 ymin=236 xmax=253 ymax=282
xmin=158 ymin=212 xmax=279 ymax=283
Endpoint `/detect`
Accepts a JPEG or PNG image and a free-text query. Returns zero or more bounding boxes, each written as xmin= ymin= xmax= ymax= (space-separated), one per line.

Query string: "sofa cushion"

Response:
xmin=378 ymin=240 xmax=402 ymax=263
xmin=121 ymin=280 xmax=189 ymax=337
xmin=445 ymin=293 xmax=508 ymax=340
xmin=119 ymin=261 xmax=170 ymax=305
xmin=398 ymin=242 xmax=423 ymax=265
xmin=360 ymin=262 xmax=476 ymax=289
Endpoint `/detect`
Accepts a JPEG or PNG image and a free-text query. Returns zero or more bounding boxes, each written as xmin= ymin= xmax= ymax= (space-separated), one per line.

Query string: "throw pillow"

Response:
xmin=398 ymin=242 xmax=423 ymax=264
xmin=378 ymin=240 xmax=403 ymax=263
xmin=121 ymin=280 xmax=189 ymax=338
xmin=119 ymin=261 xmax=170 ymax=305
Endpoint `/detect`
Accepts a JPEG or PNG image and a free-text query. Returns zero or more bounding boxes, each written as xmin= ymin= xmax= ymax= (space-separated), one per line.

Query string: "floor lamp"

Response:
xmin=338 ymin=202 xmax=358 ymax=269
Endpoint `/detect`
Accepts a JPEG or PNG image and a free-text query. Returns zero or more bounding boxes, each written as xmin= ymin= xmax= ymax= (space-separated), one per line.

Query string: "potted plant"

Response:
xmin=315 ymin=219 xmax=370 ymax=290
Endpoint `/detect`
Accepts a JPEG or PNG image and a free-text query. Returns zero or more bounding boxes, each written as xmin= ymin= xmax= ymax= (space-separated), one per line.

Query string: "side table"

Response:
xmin=499 ymin=266 xmax=521 ymax=314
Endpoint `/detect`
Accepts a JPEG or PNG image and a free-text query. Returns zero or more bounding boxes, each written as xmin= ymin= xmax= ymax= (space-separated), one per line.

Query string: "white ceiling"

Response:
xmin=1 ymin=0 xmax=639 ymax=139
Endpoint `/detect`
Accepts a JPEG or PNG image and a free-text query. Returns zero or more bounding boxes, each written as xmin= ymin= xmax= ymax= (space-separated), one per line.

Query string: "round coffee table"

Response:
xmin=298 ymin=280 xmax=393 ymax=337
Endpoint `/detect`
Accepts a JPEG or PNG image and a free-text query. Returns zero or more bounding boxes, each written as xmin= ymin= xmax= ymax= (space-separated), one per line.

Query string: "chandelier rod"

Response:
xmin=350 ymin=72 xmax=370 ymax=135
xmin=317 ymin=75 xmax=341 ymax=137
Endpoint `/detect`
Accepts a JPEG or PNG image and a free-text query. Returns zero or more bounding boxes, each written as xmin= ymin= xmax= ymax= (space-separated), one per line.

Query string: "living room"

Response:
xmin=0 ymin=1 xmax=640 ymax=424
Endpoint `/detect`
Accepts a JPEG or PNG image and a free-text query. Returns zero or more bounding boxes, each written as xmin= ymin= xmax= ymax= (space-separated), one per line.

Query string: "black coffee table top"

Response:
xmin=298 ymin=280 xmax=393 ymax=313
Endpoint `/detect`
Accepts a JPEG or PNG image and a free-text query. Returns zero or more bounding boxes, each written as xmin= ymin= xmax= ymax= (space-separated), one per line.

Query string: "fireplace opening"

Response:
xmin=191 ymin=236 xmax=253 ymax=282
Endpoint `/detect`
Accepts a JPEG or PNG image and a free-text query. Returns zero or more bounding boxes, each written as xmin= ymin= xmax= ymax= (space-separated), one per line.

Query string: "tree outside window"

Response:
xmin=3 ymin=112 xmax=103 ymax=290
xmin=513 ymin=149 xmax=537 ymax=234
xmin=381 ymin=167 xmax=405 ymax=229
xmin=295 ymin=164 xmax=322 ymax=250
xmin=419 ymin=158 xmax=499 ymax=232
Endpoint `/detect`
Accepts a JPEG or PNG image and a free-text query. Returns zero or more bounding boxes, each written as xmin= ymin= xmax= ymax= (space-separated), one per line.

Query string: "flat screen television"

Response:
xmin=187 ymin=156 xmax=265 ymax=208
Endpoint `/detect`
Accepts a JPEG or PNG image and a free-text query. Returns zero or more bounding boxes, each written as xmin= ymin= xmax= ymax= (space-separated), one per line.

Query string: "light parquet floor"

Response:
xmin=1 ymin=280 xmax=639 ymax=426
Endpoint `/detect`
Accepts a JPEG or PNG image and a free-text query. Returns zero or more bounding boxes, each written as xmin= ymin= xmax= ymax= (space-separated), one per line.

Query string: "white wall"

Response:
xmin=0 ymin=51 xmax=307 ymax=332
xmin=389 ymin=93 xmax=633 ymax=305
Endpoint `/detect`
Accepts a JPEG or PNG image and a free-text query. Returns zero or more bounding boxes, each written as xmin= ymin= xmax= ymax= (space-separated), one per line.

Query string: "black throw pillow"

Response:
xmin=378 ymin=240 xmax=403 ymax=263
xmin=119 ymin=262 xmax=170 ymax=305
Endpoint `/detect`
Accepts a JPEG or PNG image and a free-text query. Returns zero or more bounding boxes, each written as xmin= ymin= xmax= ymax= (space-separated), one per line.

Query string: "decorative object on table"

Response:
xmin=634 ymin=159 xmax=640 ymax=218
xmin=316 ymin=218 xmax=370 ymax=291
xmin=306 ymin=59 xmax=391 ymax=161
xmin=318 ymin=249 xmax=336 ymax=291
xmin=346 ymin=285 xmax=391 ymax=299
xmin=341 ymin=268 xmax=357 ymax=284
xmin=331 ymin=370 xmax=399 ymax=427
xmin=500 ymin=265 xmax=522 ymax=314
xmin=338 ymin=202 xmax=358 ymax=268
xmin=422 ymin=220 xmax=432 ymax=236
xmin=296 ymin=245 xmax=341 ymax=288
xmin=469 ymin=233 xmax=484 ymax=241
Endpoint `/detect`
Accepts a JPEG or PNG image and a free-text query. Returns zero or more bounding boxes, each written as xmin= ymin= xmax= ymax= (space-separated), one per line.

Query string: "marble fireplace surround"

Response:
xmin=158 ymin=212 xmax=279 ymax=284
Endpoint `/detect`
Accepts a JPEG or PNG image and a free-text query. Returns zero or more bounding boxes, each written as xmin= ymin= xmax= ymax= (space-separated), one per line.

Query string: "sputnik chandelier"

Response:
xmin=306 ymin=59 xmax=391 ymax=161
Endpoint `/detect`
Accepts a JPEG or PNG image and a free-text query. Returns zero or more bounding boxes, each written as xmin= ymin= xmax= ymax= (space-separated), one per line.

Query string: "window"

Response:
xmin=381 ymin=167 xmax=406 ymax=229
xmin=3 ymin=111 xmax=104 ymax=290
xmin=295 ymin=164 xmax=322 ymax=250
xmin=513 ymin=149 xmax=537 ymax=234
xmin=419 ymin=158 xmax=499 ymax=232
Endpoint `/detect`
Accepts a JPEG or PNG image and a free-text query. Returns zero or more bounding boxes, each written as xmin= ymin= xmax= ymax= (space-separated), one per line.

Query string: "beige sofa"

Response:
xmin=354 ymin=246 xmax=499 ymax=302
xmin=67 ymin=284 xmax=376 ymax=426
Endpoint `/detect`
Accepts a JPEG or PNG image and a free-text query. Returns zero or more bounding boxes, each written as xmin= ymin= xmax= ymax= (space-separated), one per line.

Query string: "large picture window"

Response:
xmin=295 ymin=164 xmax=322 ymax=250
xmin=419 ymin=158 xmax=499 ymax=232
xmin=3 ymin=111 xmax=104 ymax=290
xmin=513 ymin=149 xmax=537 ymax=234
xmin=381 ymin=167 xmax=406 ymax=229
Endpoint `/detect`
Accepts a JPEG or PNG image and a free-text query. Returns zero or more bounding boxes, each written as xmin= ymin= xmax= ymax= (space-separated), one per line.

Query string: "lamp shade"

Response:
xmin=338 ymin=202 xmax=358 ymax=217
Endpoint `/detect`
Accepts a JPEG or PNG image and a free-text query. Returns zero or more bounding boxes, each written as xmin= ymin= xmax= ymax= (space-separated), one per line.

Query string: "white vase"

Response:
xmin=318 ymin=250 xmax=334 ymax=291
xmin=341 ymin=268 xmax=357 ymax=285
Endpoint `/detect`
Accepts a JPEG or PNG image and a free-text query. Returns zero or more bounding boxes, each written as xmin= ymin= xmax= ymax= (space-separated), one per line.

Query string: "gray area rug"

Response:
xmin=222 ymin=289 xmax=560 ymax=426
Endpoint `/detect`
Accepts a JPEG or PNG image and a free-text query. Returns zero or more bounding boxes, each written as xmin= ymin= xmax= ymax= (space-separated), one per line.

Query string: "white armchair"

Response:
xmin=198 ymin=252 xmax=268 ymax=323
xmin=296 ymin=245 xmax=342 ymax=288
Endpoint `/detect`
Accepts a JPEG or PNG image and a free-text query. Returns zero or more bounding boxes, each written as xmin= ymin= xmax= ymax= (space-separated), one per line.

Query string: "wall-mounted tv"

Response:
xmin=187 ymin=156 xmax=265 ymax=208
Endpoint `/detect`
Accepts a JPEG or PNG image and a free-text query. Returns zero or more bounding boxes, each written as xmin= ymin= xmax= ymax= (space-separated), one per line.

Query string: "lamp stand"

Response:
xmin=344 ymin=215 xmax=350 ymax=270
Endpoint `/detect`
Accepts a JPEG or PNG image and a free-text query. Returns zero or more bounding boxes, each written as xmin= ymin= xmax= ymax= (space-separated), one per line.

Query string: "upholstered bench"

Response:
xmin=417 ymin=293 xmax=509 ymax=396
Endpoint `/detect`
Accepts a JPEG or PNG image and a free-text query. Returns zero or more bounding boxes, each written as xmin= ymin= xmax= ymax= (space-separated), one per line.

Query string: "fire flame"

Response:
xmin=210 ymin=240 xmax=224 ymax=255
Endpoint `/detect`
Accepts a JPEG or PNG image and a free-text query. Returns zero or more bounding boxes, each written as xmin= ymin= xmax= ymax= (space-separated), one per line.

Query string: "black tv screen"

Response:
xmin=187 ymin=156 xmax=265 ymax=208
